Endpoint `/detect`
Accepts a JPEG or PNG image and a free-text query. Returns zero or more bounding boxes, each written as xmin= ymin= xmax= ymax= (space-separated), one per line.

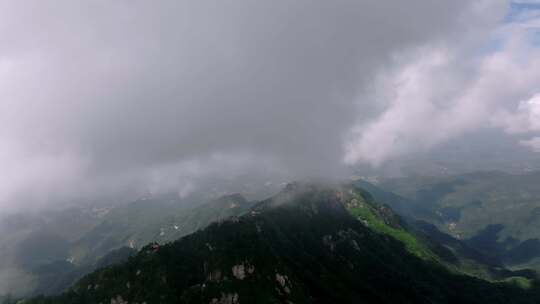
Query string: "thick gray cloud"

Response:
xmin=0 ymin=1 xmax=509 ymax=210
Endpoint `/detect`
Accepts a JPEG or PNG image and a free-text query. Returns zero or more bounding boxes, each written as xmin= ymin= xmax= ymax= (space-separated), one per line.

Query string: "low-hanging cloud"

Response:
xmin=0 ymin=0 xmax=524 ymax=211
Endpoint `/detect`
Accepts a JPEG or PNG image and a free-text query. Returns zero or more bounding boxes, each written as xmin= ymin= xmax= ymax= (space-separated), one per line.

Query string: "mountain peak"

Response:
xmin=18 ymin=182 xmax=540 ymax=304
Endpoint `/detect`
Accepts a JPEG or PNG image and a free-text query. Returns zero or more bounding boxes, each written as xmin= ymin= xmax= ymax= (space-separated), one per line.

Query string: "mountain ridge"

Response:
xmin=19 ymin=182 xmax=540 ymax=304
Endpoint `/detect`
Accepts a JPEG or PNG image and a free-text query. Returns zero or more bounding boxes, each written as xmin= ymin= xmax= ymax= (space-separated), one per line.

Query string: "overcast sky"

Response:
xmin=1 ymin=0 xmax=540 ymax=212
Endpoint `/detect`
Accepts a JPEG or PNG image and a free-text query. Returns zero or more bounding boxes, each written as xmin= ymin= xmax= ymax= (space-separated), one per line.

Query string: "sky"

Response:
xmin=0 ymin=0 xmax=540 ymax=212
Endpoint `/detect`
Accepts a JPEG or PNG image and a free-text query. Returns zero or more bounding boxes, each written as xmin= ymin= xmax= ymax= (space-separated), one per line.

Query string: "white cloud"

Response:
xmin=494 ymin=93 xmax=540 ymax=133
xmin=345 ymin=7 xmax=540 ymax=166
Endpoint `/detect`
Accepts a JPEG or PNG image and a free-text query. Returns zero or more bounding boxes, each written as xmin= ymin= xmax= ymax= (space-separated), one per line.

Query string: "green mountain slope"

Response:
xmin=22 ymin=183 xmax=540 ymax=304
xmin=375 ymin=171 xmax=540 ymax=271
xmin=71 ymin=193 xmax=253 ymax=264
xmin=1 ymin=194 xmax=253 ymax=298
xmin=351 ymin=180 xmax=536 ymax=280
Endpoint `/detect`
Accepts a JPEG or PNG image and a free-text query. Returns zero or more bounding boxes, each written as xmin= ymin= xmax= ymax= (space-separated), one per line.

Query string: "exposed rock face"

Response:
xmin=275 ymin=273 xmax=291 ymax=294
xmin=276 ymin=273 xmax=287 ymax=287
xmin=232 ymin=264 xmax=246 ymax=280
xmin=210 ymin=292 xmax=239 ymax=304
xmin=110 ymin=295 xmax=128 ymax=304
xmin=232 ymin=262 xmax=255 ymax=280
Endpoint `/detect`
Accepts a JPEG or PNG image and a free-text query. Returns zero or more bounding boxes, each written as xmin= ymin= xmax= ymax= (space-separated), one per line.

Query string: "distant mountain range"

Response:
xmin=15 ymin=182 xmax=540 ymax=304
xmin=0 ymin=193 xmax=254 ymax=297
xmin=359 ymin=171 xmax=540 ymax=272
